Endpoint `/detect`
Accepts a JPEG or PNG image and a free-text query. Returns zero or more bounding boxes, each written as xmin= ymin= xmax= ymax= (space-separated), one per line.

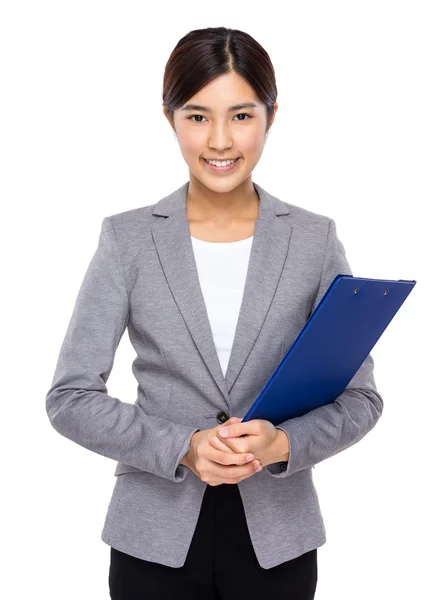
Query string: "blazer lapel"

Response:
xmin=151 ymin=181 xmax=292 ymax=410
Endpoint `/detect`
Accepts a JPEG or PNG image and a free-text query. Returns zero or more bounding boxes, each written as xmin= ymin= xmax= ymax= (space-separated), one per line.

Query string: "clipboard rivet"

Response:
xmin=354 ymin=288 xmax=359 ymax=294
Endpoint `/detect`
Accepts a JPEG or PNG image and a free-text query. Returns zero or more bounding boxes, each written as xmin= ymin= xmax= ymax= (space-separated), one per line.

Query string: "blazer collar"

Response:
xmin=151 ymin=181 xmax=292 ymax=410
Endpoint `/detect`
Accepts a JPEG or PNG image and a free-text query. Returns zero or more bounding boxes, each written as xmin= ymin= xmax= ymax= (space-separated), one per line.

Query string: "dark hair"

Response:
xmin=162 ymin=27 xmax=277 ymax=133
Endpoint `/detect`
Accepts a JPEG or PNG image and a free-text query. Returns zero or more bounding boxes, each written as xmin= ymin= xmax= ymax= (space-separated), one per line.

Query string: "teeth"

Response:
xmin=206 ymin=159 xmax=236 ymax=166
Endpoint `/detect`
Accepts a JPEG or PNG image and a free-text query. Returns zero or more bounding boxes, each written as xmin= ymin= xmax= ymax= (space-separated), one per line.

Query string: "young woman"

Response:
xmin=46 ymin=26 xmax=383 ymax=600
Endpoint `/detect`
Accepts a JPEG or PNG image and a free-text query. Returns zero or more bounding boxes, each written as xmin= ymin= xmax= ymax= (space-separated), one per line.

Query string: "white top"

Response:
xmin=190 ymin=235 xmax=254 ymax=378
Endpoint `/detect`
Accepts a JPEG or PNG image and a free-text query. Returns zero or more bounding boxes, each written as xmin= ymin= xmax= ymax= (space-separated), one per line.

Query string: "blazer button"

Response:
xmin=216 ymin=410 xmax=230 ymax=424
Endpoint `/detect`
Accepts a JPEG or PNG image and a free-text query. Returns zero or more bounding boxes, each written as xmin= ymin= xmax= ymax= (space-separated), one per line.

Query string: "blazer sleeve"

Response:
xmin=266 ymin=218 xmax=384 ymax=478
xmin=45 ymin=216 xmax=200 ymax=483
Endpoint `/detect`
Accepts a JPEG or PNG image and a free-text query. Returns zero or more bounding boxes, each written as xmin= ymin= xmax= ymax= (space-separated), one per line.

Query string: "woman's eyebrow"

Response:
xmin=181 ymin=102 xmax=259 ymax=113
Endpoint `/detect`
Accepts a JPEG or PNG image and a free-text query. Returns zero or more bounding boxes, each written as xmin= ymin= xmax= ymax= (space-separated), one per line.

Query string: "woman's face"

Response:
xmin=164 ymin=71 xmax=278 ymax=194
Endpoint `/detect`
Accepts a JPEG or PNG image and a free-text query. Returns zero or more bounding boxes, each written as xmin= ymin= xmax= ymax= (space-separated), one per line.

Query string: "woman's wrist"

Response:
xmin=264 ymin=428 xmax=290 ymax=466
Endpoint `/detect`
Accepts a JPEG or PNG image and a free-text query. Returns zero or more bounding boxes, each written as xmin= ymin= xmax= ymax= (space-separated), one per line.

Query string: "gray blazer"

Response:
xmin=45 ymin=181 xmax=384 ymax=569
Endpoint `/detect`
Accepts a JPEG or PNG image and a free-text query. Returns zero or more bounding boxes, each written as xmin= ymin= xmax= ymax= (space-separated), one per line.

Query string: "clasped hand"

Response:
xmin=209 ymin=417 xmax=278 ymax=467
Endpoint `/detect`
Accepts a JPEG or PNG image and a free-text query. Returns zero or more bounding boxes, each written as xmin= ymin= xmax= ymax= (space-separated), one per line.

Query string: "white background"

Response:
xmin=1 ymin=1 xmax=435 ymax=598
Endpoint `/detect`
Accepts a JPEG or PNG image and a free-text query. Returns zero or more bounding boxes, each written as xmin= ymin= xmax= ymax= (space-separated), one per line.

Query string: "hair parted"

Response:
xmin=162 ymin=27 xmax=277 ymax=133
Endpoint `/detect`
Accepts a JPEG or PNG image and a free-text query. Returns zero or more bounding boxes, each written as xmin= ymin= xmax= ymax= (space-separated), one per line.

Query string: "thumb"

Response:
xmin=217 ymin=416 xmax=241 ymax=431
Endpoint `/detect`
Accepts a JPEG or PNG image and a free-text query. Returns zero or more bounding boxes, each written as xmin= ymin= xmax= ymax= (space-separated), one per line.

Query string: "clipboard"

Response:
xmin=242 ymin=274 xmax=417 ymax=426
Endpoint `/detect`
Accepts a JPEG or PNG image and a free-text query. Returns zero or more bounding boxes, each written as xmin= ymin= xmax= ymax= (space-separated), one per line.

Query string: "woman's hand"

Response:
xmin=185 ymin=417 xmax=263 ymax=486
xmin=209 ymin=418 xmax=279 ymax=468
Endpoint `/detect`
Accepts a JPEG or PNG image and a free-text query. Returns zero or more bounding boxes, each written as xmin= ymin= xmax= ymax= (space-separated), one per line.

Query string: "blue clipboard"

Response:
xmin=242 ymin=274 xmax=416 ymax=426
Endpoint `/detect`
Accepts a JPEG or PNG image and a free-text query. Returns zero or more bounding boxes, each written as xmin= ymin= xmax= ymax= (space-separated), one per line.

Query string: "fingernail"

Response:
xmin=246 ymin=454 xmax=254 ymax=461
xmin=219 ymin=428 xmax=229 ymax=437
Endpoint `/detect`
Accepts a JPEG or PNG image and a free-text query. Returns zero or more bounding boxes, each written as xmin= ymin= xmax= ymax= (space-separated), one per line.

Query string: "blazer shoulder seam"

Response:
xmin=106 ymin=215 xmax=130 ymax=300
xmin=310 ymin=217 xmax=332 ymax=311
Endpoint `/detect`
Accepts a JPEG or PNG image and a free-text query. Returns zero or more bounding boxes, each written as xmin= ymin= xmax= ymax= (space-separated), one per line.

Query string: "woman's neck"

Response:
xmin=186 ymin=178 xmax=259 ymax=226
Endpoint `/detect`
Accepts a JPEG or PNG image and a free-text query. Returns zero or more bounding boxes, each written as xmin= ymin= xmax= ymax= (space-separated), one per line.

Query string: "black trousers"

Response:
xmin=109 ymin=481 xmax=318 ymax=599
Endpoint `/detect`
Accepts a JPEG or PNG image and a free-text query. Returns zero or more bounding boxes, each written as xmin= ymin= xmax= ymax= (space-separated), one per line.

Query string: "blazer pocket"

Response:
xmin=114 ymin=463 xmax=144 ymax=477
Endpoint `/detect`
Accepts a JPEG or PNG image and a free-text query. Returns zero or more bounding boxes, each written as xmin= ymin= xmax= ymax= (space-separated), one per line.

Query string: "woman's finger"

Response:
xmin=209 ymin=435 xmax=235 ymax=453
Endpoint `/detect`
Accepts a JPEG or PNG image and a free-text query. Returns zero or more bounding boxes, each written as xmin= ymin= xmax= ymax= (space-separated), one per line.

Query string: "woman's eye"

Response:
xmin=189 ymin=115 xmax=207 ymax=122
xmin=234 ymin=113 xmax=251 ymax=121
xmin=188 ymin=113 xmax=251 ymax=122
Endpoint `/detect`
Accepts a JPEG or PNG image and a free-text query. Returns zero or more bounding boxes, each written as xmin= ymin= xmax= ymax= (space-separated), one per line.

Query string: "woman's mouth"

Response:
xmin=202 ymin=157 xmax=241 ymax=174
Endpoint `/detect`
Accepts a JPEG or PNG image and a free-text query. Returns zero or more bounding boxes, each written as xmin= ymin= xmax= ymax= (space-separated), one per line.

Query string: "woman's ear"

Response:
xmin=266 ymin=102 xmax=278 ymax=135
xmin=163 ymin=107 xmax=175 ymax=131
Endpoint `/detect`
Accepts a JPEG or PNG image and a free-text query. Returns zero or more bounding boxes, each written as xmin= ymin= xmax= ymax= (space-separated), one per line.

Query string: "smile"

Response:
xmin=203 ymin=157 xmax=241 ymax=173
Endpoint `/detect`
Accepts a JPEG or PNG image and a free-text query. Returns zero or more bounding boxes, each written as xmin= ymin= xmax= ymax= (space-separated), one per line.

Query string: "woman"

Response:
xmin=46 ymin=26 xmax=383 ymax=599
